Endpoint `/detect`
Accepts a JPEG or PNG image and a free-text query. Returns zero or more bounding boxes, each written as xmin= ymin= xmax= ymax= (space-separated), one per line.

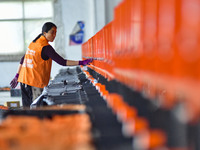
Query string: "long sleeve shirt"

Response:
xmin=20 ymin=45 xmax=66 ymax=66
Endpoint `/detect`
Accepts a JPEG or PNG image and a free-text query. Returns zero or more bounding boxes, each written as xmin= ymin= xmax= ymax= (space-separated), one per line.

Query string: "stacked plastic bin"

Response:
xmin=82 ymin=0 xmax=200 ymax=149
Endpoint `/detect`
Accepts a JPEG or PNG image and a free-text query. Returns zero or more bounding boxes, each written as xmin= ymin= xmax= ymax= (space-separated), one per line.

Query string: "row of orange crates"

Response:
xmin=82 ymin=69 xmax=167 ymax=149
xmin=82 ymin=0 xmax=200 ymax=122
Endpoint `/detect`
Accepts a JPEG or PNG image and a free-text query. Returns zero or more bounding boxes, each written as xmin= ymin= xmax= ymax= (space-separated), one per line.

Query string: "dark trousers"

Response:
xmin=20 ymin=83 xmax=33 ymax=107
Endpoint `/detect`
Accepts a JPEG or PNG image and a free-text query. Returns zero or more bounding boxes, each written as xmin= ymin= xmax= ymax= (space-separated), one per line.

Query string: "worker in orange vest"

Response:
xmin=10 ymin=22 xmax=92 ymax=107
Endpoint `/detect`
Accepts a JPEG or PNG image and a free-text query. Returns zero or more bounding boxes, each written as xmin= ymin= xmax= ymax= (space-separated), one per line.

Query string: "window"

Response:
xmin=0 ymin=0 xmax=53 ymax=61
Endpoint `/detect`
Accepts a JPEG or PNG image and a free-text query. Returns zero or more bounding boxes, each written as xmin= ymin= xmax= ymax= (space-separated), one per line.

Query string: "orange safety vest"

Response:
xmin=18 ymin=36 xmax=52 ymax=88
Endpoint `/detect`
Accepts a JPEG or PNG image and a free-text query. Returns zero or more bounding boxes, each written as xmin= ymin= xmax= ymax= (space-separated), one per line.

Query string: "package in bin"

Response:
xmin=69 ymin=21 xmax=84 ymax=45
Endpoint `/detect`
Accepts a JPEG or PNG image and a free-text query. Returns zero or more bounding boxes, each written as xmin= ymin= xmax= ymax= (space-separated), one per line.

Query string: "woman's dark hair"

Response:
xmin=33 ymin=22 xmax=57 ymax=42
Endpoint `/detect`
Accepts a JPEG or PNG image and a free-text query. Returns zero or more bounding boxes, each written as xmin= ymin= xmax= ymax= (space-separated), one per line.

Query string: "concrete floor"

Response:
xmin=0 ymin=91 xmax=22 ymax=107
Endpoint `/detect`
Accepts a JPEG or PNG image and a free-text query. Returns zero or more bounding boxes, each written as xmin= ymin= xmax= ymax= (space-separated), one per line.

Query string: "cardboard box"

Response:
xmin=6 ymin=101 xmax=20 ymax=108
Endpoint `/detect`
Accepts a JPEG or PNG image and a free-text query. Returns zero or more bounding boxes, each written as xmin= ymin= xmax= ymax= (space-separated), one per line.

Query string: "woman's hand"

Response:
xmin=10 ymin=73 xmax=19 ymax=88
xmin=79 ymin=58 xmax=93 ymax=65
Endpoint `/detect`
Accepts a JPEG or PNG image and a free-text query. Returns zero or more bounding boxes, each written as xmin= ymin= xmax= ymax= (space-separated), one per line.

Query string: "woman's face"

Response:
xmin=44 ymin=26 xmax=57 ymax=42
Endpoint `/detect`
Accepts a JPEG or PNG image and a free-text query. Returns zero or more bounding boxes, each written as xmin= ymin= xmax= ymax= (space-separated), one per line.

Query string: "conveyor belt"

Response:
xmin=82 ymin=80 xmax=132 ymax=150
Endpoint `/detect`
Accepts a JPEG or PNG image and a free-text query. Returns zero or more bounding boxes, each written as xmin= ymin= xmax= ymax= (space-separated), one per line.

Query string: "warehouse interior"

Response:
xmin=0 ymin=0 xmax=200 ymax=150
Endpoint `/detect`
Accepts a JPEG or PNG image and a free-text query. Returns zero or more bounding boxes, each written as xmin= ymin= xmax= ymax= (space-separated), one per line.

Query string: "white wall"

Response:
xmin=94 ymin=0 xmax=106 ymax=33
xmin=60 ymin=0 xmax=95 ymax=60
xmin=105 ymin=0 xmax=123 ymax=24
xmin=58 ymin=0 xmax=122 ymax=60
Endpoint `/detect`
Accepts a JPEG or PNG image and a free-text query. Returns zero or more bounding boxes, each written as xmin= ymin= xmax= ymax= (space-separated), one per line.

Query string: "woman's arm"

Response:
xmin=66 ymin=60 xmax=79 ymax=66
xmin=17 ymin=64 xmax=22 ymax=74
xmin=42 ymin=45 xmax=92 ymax=66
xmin=42 ymin=46 xmax=79 ymax=66
xmin=17 ymin=55 xmax=24 ymax=74
xmin=10 ymin=55 xmax=24 ymax=88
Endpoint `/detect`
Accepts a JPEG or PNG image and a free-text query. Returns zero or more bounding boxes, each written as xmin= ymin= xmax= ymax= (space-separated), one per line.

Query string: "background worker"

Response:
xmin=10 ymin=22 xmax=92 ymax=107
